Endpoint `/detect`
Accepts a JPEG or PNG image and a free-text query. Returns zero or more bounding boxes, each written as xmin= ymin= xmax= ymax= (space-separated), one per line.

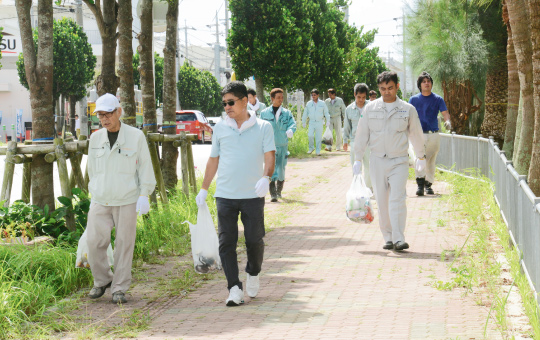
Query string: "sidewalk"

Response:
xmin=138 ymin=152 xmax=502 ymax=340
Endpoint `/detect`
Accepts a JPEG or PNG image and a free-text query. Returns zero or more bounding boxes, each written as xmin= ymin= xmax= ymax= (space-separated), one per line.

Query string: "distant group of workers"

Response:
xmin=84 ymin=70 xmax=450 ymax=308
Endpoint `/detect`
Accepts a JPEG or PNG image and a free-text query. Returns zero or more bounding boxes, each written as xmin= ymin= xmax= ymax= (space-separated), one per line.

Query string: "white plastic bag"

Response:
xmin=184 ymin=203 xmax=222 ymax=274
xmin=75 ymin=229 xmax=114 ymax=268
xmin=346 ymin=175 xmax=376 ymax=224
xmin=322 ymin=126 xmax=333 ymax=146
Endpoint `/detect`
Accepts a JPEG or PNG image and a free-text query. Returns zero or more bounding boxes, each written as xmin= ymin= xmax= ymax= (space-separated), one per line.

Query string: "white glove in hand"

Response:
xmin=286 ymin=129 xmax=294 ymax=138
xmin=195 ymin=189 xmax=208 ymax=207
xmin=444 ymin=120 xmax=451 ymax=130
xmin=254 ymin=177 xmax=270 ymax=197
xmin=353 ymin=160 xmax=362 ymax=175
xmin=416 ymin=158 xmax=427 ymax=172
xmin=136 ymin=196 xmax=150 ymax=216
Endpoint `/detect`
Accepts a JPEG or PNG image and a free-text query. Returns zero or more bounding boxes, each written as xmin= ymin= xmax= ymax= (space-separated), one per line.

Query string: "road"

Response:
xmin=0 ymin=144 xmax=212 ymax=203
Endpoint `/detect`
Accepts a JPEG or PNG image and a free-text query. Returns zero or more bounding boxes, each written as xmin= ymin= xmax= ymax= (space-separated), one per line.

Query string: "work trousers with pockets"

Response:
xmin=216 ymin=197 xmax=265 ymax=290
xmin=414 ymin=132 xmax=440 ymax=183
xmin=327 ymin=115 xmax=343 ymax=150
xmin=308 ymin=121 xmax=324 ymax=154
xmin=272 ymin=145 xmax=288 ymax=181
xmin=369 ymin=156 xmax=409 ymax=244
xmin=87 ymin=202 xmax=137 ymax=294
xmin=349 ymin=143 xmax=372 ymax=189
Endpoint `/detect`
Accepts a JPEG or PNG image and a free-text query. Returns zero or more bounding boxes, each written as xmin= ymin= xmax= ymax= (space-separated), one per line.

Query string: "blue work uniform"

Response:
xmin=302 ymin=100 xmax=330 ymax=154
xmin=260 ymin=106 xmax=297 ymax=181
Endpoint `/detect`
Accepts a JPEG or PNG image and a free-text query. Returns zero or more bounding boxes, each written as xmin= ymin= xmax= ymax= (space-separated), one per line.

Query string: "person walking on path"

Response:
xmin=343 ymin=83 xmax=371 ymax=189
xmin=409 ymin=71 xmax=451 ymax=196
xmin=353 ymin=72 xmax=426 ymax=251
xmin=195 ymin=81 xmax=276 ymax=306
xmin=302 ymin=89 xmax=330 ymax=156
xmin=260 ymin=88 xmax=297 ymax=202
xmin=247 ymin=88 xmax=267 ymax=117
xmin=75 ymin=114 xmax=81 ymax=139
xmin=324 ymin=88 xmax=347 ymax=152
xmin=369 ymin=90 xmax=377 ymax=102
xmin=86 ymin=93 xmax=156 ymax=304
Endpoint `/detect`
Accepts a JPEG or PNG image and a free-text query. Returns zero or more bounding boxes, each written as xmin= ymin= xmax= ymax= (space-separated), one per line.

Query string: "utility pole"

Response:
xmin=402 ymin=12 xmax=407 ymax=97
xmin=344 ymin=5 xmax=349 ymax=24
xmin=179 ymin=21 xmax=196 ymax=65
xmin=225 ymin=0 xmax=230 ymax=69
xmin=75 ymin=0 xmax=88 ymax=137
xmin=214 ymin=11 xmax=220 ymax=84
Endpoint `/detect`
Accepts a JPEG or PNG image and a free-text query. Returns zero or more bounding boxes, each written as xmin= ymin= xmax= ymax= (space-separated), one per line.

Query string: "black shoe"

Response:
xmin=88 ymin=281 xmax=112 ymax=299
xmin=270 ymin=181 xmax=278 ymax=202
xmin=276 ymin=180 xmax=284 ymax=199
xmin=111 ymin=291 xmax=127 ymax=304
xmin=394 ymin=241 xmax=409 ymax=251
xmin=383 ymin=241 xmax=393 ymax=250
xmin=425 ymin=181 xmax=434 ymax=195
xmin=415 ymin=177 xmax=425 ymax=196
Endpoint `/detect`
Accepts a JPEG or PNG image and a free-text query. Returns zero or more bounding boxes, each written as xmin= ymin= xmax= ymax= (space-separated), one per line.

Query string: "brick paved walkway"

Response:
xmin=137 ymin=152 xmax=502 ymax=340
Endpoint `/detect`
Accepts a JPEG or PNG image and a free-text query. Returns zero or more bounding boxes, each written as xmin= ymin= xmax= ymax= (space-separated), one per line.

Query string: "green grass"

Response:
xmin=288 ymin=125 xmax=309 ymax=158
xmin=434 ymin=170 xmax=540 ymax=339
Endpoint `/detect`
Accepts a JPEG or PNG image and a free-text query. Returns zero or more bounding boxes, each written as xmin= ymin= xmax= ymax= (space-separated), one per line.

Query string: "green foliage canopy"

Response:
xmin=16 ymin=18 xmax=96 ymax=102
xmin=133 ymin=51 xmax=164 ymax=107
xmin=177 ymin=62 xmax=222 ymax=116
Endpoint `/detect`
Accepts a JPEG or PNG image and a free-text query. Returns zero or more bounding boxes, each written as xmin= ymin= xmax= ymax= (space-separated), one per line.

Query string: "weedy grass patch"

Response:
xmin=435 ymin=170 xmax=540 ymax=339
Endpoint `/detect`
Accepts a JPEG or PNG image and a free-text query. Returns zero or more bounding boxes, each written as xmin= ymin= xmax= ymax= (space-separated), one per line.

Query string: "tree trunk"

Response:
xmin=162 ymin=0 xmax=179 ymax=190
xmin=481 ymin=67 xmax=508 ymax=146
xmin=255 ymin=76 xmax=264 ymax=105
xmin=139 ymin=0 xmax=157 ymax=134
xmin=282 ymin=87 xmax=288 ymax=107
xmin=83 ymin=0 xmax=119 ymax=96
xmin=70 ymin=95 xmax=77 ymax=137
xmin=15 ymin=0 xmax=55 ymax=209
xmin=442 ymin=79 xmax=483 ymax=135
xmin=118 ymin=0 xmax=136 ymax=127
xmin=503 ymin=1 xmax=520 ymax=158
xmin=506 ymin=0 xmax=535 ymax=175
xmin=513 ymin=93 xmax=523 ymax=163
xmin=526 ymin=0 xmax=540 ymax=194
xmin=303 ymin=89 xmax=311 ymax=105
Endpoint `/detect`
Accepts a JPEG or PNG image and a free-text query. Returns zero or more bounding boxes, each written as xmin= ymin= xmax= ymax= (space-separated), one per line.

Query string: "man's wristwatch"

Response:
xmin=418 ymin=155 xmax=426 ymax=160
xmin=263 ymin=176 xmax=270 ymax=180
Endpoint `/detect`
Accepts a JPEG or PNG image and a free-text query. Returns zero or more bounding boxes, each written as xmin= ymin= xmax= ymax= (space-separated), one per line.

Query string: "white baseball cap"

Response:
xmin=94 ymin=93 xmax=120 ymax=113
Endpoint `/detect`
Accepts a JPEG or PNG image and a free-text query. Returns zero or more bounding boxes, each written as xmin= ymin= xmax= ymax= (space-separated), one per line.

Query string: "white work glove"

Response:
xmin=353 ymin=160 xmax=362 ymax=175
xmin=254 ymin=177 xmax=270 ymax=197
xmin=444 ymin=120 xmax=451 ymax=130
xmin=416 ymin=158 xmax=427 ymax=172
xmin=286 ymin=129 xmax=294 ymax=138
xmin=136 ymin=196 xmax=150 ymax=216
xmin=196 ymin=189 xmax=208 ymax=207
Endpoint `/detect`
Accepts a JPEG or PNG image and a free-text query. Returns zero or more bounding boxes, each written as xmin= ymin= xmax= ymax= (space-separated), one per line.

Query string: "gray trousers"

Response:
xmin=87 ymin=202 xmax=137 ymax=293
xmin=414 ymin=132 xmax=440 ymax=183
xmin=327 ymin=115 xmax=343 ymax=150
xmin=369 ymin=156 xmax=409 ymax=243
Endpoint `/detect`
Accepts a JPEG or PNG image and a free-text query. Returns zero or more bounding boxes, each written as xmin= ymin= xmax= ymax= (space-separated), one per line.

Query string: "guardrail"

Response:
xmin=437 ymin=132 xmax=540 ymax=305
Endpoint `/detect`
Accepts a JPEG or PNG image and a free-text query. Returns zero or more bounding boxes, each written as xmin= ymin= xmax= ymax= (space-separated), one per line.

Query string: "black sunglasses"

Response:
xmin=222 ymin=98 xmax=242 ymax=107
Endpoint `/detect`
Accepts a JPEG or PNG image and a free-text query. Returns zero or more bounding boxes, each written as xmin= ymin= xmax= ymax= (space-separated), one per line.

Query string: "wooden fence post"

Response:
xmin=186 ymin=140 xmax=197 ymax=192
xmin=69 ymin=151 xmax=85 ymax=191
xmin=180 ymin=141 xmax=190 ymax=197
xmin=54 ymin=138 xmax=76 ymax=231
xmin=0 ymin=141 xmax=18 ymax=207
xmin=21 ymin=156 xmax=32 ymax=204
xmin=146 ymin=135 xmax=168 ymax=205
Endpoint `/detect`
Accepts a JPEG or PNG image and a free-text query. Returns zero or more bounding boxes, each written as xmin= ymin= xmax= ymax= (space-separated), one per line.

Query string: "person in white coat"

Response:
xmin=86 ymin=93 xmax=157 ymax=304
xmin=353 ymin=72 xmax=426 ymax=251
xmin=324 ymin=88 xmax=347 ymax=151
xmin=302 ymin=89 xmax=330 ymax=156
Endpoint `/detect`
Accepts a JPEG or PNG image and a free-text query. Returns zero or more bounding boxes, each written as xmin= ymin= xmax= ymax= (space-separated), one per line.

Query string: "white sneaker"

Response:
xmin=225 ymin=285 xmax=244 ymax=306
xmin=246 ymin=273 xmax=260 ymax=298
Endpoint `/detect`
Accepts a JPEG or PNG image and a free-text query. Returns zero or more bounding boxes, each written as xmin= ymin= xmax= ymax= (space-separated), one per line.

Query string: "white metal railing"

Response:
xmin=437 ymin=133 xmax=540 ymax=304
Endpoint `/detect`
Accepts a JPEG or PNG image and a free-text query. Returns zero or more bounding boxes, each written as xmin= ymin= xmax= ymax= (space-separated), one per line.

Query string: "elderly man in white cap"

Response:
xmin=86 ymin=93 xmax=156 ymax=304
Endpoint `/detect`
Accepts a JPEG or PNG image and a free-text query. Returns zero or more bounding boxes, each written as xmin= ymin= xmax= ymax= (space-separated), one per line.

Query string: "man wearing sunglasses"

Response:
xmin=86 ymin=93 xmax=156 ymax=304
xmin=196 ymin=81 xmax=276 ymax=306
xmin=302 ymin=89 xmax=330 ymax=155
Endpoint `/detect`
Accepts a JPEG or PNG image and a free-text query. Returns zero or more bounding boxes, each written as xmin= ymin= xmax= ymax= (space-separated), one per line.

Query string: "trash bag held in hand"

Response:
xmin=184 ymin=203 xmax=222 ymax=274
xmin=75 ymin=229 xmax=114 ymax=268
xmin=322 ymin=126 xmax=333 ymax=146
xmin=346 ymin=174 xmax=376 ymax=224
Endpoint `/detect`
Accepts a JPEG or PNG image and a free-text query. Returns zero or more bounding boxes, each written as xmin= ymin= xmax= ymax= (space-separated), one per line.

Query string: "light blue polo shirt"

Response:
xmin=210 ymin=117 xmax=276 ymax=199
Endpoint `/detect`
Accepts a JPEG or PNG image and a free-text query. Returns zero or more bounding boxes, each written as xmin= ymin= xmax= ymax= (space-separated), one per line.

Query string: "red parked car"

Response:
xmin=175 ymin=110 xmax=212 ymax=143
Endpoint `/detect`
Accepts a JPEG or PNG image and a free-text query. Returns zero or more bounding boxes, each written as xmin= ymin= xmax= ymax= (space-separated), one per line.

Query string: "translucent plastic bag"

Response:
xmin=346 ymin=175 xmax=376 ymax=224
xmin=184 ymin=203 xmax=222 ymax=274
xmin=322 ymin=126 xmax=333 ymax=146
xmin=75 ymin=229 xmax=114 ymax=268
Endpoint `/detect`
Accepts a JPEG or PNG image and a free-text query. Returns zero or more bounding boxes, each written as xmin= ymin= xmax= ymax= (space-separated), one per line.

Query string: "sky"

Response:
xmin=162 ymin=0 xmax=414 ymax=63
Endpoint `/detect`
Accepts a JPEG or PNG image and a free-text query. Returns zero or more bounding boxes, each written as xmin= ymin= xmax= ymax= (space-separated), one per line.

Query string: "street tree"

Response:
xmin=228 ymin=0 xmax=312 ymax=99
xmin=162 ymin=0 xmax=179 ymax=190
xmin=177 ymin=62 xmax=222 ymax=116
xmin=406 ymin=0 xmax=489 ymax=135
xmin=15 ymin=0 xmax=55 ymax=209
xmin=82 ymin=0 xmax=119 ymax=96
xmin=17 ymin=18 xmax=96 ymax=137
xmin=117 ymin=0 xmax=136 ymax=126
xmin=133 ymin=52 xmax=164 ymax=108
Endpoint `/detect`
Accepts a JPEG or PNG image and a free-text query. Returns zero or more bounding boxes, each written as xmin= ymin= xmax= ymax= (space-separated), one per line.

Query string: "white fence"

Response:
xmin=437 ymin=133 xmax=540 ymax=304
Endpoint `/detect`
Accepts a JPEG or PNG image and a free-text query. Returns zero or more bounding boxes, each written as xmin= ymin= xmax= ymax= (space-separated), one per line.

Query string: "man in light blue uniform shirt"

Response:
xmin=302 ymin=88 xmax=330 ymax=155
xmin=260 ymin=88 xmax=296 ymax=202
xmin=196 ymin=81 xmax=276 ymax=307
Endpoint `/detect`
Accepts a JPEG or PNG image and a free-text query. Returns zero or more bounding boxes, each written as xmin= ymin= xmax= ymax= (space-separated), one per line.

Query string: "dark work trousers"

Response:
xmin=216 ymin=197 xmax=265 ymax=290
